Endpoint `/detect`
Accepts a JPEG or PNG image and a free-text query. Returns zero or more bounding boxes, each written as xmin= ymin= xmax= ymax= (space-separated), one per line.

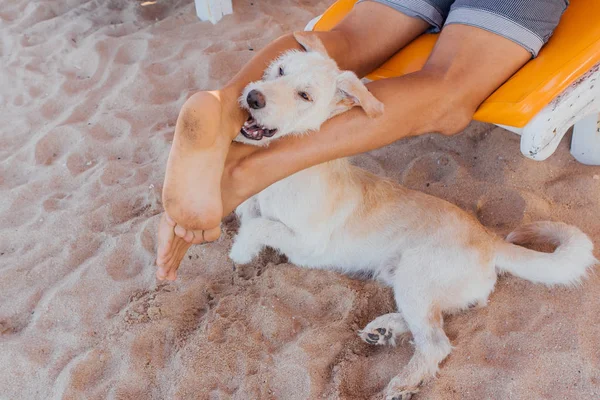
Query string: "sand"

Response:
xmin=1 ymin=1 xmax=599 ymax=399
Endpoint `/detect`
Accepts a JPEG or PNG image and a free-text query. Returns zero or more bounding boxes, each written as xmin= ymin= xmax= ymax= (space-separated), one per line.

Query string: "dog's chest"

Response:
xmin=255 ymin=167 xmax=334 ymax=229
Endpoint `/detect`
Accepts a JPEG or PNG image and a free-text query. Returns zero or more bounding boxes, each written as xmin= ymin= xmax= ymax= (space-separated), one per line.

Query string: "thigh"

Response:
xmin=422 ymin=23 xmax=532 ymax=115
xmin=419 ymin=0 xmax=568 ymax=113
xmin=331 ymin=1 xmax=432 ymax=76
xmin=357 ymin=0 xmax=455 ymax=30
xmin=447 ymin=0 xmax=569 ymax=56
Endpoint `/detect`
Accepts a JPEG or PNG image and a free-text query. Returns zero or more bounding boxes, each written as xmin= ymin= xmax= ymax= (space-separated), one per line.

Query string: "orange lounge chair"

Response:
xmin=305 ymin=0 xmax=600 ymax=165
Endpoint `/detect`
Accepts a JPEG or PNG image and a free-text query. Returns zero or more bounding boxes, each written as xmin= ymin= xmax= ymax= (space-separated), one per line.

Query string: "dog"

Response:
xmin=230 ymin=32 xmax=597 ymax=400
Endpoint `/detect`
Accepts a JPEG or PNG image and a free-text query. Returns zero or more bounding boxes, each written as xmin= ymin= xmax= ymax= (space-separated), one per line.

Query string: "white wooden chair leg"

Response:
xmin=304 ymin=14 xmax=323 ymax=31
xmin=570 ymin=113 xmax=600 ymax=165
xmin=516 ymin=62 xmax=600 ymax=161
xmin=195 ymin=0 xmax=232 ymax=24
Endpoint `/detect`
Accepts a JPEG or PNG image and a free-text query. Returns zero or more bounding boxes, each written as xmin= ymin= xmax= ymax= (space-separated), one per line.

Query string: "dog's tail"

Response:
xmin=495 ymin=221 xmax=596 ymax=286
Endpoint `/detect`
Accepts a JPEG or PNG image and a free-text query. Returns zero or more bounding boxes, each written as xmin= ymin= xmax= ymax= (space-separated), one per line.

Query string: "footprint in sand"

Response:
xmin=114 ymin=41 xmax=148 ymax=65
xmin=401 ymin=151 xmax=459 ymax=189
xmin=105 ymin=234 xmax=146 ymax=282
xmin=351 ymin=153 xmax=386 ymax=176
xmin=64 ymin=349 xmax=109 ymax=394
xmin=28 ymin=85 xmax=43 ymax=99
xmin=0 ymin=163 xmax=30 ymax=190
xmin=100 ymin=162 xmax=135 ymax=186
xmin=35 ymin=128 xmax=77 ymax=166
xmin=13 ymin=94 xmax=24 ymax=107
xmin=475 ymin=189 xmax=526 ymax=230
xmin=144 ymin=62 xmax=175 ymax=77
xmin=0 ymin=314 xmax=30 ymax=335
xmin=42 ymin=192 xmax=70 ymax=212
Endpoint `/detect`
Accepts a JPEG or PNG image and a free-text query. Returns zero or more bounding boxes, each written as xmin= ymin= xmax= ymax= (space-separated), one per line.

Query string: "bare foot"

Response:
xmin=157 ymin=90 xmax=244 ymax=280
xmin=162 ymin=91 xmax=234 ymax=228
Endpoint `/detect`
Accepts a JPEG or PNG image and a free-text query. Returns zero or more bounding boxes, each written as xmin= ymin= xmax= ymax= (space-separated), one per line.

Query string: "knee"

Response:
xmin=433 ymin=104 xmax=474 ymax=136
xmin=292 ymin=29 xmax=353 ymax=68
xmin=419 ymin=78 xmax=476 ymax=137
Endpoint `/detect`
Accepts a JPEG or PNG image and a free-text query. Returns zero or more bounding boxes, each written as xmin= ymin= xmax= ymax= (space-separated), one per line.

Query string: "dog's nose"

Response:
xmin=247 ymin=90 xmax=266 ymax=109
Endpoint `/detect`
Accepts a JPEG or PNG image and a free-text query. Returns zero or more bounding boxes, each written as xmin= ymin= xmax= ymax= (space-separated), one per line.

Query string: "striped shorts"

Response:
xmin=360 ymin=0 xmax=569 ymax=56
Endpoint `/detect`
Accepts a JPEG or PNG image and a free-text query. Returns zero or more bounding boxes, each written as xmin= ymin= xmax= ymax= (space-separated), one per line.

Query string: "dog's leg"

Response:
xmin=229 ymin=218 xmax=296 ymax=264
xmin=359 ymin=313 xmax=409 ymax=346
xmin=384 ymin=292 xmax=452 ymax=400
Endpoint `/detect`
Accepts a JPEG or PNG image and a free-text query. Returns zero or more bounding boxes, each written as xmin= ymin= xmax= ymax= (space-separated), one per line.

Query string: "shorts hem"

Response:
xmin=359 ymin=0 xmax=445 ymax=30
xmin=445 ymin=7 xmax=545 ymax=57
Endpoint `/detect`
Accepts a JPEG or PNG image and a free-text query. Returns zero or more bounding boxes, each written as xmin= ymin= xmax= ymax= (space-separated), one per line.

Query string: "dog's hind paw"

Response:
xmin=359 ymin=313 xmax=409 ymax=346
xmin=360 ymin=327 xmax=393 ymax=345
xmin=388 ymin=391 xmax=415 ymax=400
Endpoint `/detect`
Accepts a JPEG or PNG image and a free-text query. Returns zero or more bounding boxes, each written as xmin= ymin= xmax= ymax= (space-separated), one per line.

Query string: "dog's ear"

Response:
xmin=293 ymin=31 xmax=329 ymax=57
xmin=335 ymin=71 xmax=384 ymax=118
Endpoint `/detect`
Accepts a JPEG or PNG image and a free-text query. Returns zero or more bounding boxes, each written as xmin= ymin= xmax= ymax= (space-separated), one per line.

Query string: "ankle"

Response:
xmin=222 ymin=148 xmax=262 ymax=215
xmin=221 ymin=85 xmax=248 ymax=118
xmin=408 ymin=69 xmax=475 ymax=136
xmin=219 ymin=86 xmax=249 ymax=138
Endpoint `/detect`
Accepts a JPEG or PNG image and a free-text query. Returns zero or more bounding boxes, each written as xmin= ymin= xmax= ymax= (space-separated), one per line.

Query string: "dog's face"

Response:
xmin=236 ymin=32 xmax=383 ymax=146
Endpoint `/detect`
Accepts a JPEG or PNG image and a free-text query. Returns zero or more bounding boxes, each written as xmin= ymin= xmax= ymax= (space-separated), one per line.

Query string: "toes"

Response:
xmin=156 ymin=268 xmax=168 ymax=280
xmin=164 ymin=213 xmax=176 ymax=227
xmin=165 ymin=269 xmax=178 ymax=281
xmin=362 ymin=332 xmax=381 ymax=345
xmin=174 ymin=225 xmax=221 ymax=244
xmin=366 ymin=333 xmax=380 ymax=344
xmin=174 ymin=224 xmax=187 ymax=238
xmin=202 ymin=225 xmax=221 ymax=242
xmin=361 ymin=326 xmax=394 ymax=345
xmin=174 ymin=225 xmax=195 ymax=243
xmin=183 ymin=229 xmax=194 ymax=242
xmin=388 ymin=390 xmax=415 ymax=400
xmin=375 ymin=327 xmax=393 ymax=340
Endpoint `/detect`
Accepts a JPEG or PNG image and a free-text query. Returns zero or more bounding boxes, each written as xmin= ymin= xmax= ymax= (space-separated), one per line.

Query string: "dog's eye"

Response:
xmin=278 ymin=66 xmax=284 ymax=76
xmin=298 ymin=91 xmax=312 ymax=102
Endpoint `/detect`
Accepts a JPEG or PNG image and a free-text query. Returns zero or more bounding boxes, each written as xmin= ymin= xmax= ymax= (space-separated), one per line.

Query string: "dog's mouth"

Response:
xmin=240 ymin=117 xmax=278 ymax=141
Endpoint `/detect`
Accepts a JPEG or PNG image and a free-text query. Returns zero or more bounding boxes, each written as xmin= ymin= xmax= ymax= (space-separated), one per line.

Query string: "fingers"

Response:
xmin=156 ymin=266 xmax=169 ymax=280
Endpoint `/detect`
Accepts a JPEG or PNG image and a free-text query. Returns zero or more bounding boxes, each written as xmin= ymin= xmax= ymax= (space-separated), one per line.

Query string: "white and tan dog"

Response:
xmin=230 ymin=32 xmax=597 ymax=399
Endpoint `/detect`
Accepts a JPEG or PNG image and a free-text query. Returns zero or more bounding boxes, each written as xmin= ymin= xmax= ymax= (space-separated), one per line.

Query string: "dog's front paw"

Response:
xmin=385 ymin=376 xmax=421 ymax=400
xmin=229 ymin=245 xmax=254 ymax=264
xmin=229 ymin=240 xmax=255 ymax=265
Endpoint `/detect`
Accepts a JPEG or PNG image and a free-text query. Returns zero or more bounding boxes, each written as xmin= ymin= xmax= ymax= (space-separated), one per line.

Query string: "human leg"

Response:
xmin=156 ymin=1 xmax=430 ymax=279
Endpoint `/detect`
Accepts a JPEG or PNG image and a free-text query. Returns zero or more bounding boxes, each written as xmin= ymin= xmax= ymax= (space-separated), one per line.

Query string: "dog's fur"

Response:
xmin=230 ymin=32 xmax=597 ymax=399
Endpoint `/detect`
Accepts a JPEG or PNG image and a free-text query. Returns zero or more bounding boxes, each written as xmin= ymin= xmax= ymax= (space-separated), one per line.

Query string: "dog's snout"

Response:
xmin=247 ymin=90 xmax=266 ymax=110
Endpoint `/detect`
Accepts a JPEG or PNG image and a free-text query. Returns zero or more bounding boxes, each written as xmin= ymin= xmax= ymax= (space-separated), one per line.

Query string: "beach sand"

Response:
xmin=1 ymin=1 xmax=599 ymax=399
